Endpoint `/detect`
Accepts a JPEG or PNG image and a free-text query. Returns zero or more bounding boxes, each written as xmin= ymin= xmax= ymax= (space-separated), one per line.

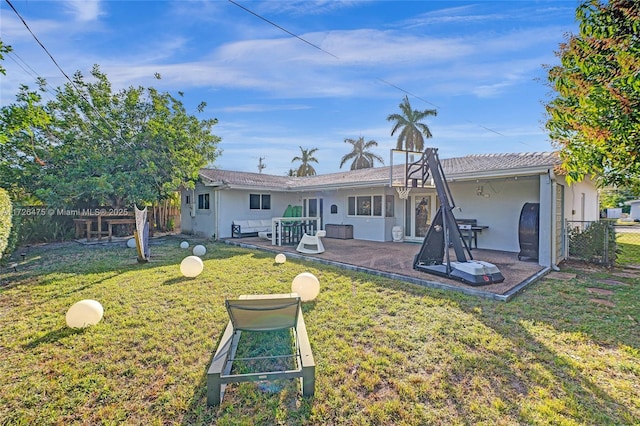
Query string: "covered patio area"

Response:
xmin=224 ymin=237 xmax=548 ymax=301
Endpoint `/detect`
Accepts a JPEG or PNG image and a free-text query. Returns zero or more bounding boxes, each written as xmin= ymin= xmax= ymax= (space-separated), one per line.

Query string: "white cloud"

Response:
xmin=403 ymin=6 xmax=506 ymax=28
xmin=63 ymin=0 xmax=103 ymax=22
xmin=222 ymin=103 xmax=311 ymax=113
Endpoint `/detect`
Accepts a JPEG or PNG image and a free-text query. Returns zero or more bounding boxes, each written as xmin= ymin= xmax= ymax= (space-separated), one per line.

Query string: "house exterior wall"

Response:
xmin=327 ymin=186 xmax=399 ymax=241
xmin=538 ymin=174 xmax=599 ymax=267
xmin=450 ymin=177 xmax=540 ymax=252
xmin=180 ymin=182 xmax=216 ymax=238
xmin=561 ymin=177 xmax=600 ymax=223
xmin=216 ymin=190 xmax=299 ymax=239
xmin=181 ymin=168 xmax=599 ymax=269
xmin=628 ymin=201 xmax=640 ymax=220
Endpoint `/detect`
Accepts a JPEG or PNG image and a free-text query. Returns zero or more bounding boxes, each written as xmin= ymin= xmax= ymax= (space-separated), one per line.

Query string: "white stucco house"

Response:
xmin=624 ymin=200 xmax=640 ymax=220
xmin=180 ymin=151 xmax=599 ymax=270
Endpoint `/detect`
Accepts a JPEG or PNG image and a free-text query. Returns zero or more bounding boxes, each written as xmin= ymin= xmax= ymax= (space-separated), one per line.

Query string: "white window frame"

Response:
xmin=249 ymin=193 xmax=271 ymax=210
xmin=347 ymin=195 xmax=385 ymax=217
xmin=197 ymin=193 xmax=210 ymax=210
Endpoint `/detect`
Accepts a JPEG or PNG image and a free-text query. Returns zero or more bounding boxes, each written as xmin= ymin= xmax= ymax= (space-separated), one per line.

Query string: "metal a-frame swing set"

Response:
xmin=396 ymin=147 xmax=504 ymax=286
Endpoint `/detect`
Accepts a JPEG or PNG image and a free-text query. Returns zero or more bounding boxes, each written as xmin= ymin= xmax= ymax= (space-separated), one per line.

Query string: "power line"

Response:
xmin=227 ymin=0 xmax=509 ymax=139
xmin=228 ymin=0 xmax=339 ymax=59
xmin=6 ymin=51 xmax=60 ymax=104
xmin=376 ymin=79 xmax=440 ymax=109
xmin=4 ymin=0 xmax=80 ymax=98
xmin=4 ymin=0 xmax=168 ymax=192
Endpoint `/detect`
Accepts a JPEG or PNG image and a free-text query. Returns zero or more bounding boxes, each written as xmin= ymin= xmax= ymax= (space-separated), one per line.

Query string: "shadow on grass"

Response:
xmin=162 ymin=276 xmax=194 ymax=286
xmin=22 ymin=326 xmax=85 ymax=349
xmin=454 ymin=271 xmax=639 ymax=424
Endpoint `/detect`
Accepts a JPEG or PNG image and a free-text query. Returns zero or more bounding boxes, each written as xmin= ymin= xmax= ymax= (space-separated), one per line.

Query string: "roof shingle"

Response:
xmin=199 ymin=151 xmax=560 ymax=190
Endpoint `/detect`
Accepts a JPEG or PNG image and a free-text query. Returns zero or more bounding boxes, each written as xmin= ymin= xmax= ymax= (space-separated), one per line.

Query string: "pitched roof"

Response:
xmin=199 ymin=151 xmax=560 ymax=190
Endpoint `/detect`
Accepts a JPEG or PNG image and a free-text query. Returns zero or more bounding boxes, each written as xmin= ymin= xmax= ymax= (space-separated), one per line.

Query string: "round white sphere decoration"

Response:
xmin=291 ymin=272 xmax=320 ymax=302
xmin=126 ymin=238 xmax=137 ymax=248
xmin=66 ymin=299 xmax=104 ymax=328
xmin=193 ymin=245 xmax=207 ymax=256
xmin=275 ymin=253 xmax=287 ymax=264
xmin=180 ymin=241 xmax=189 ymax=249
xmin=180 ymin=255 xmax=204 ymax=277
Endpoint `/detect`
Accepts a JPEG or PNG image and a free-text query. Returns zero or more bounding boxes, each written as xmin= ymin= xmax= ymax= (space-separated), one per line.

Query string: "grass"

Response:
xmin=617 ymin=232 xmax=640 ymax=267
xmin=0 ymin=236 xmax=638 ymax=425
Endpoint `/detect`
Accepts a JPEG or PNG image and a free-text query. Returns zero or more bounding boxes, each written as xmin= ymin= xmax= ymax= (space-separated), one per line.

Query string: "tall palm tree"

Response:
xmin=339 ymin=136 xmax=385 ymax=170
xmin=291 ymin=146 xmax=319 ymax=176
xmin=386 ymin=95 xmax=437 ymax=152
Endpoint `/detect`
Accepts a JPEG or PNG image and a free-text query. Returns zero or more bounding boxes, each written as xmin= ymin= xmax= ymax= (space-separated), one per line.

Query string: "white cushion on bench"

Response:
xmin=233 ymin=219 xmax=272 ymax=234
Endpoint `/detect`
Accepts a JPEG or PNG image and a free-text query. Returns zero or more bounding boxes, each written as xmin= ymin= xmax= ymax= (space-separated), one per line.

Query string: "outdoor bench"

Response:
xmin=231 ymin=219 xmax=272 ymax=238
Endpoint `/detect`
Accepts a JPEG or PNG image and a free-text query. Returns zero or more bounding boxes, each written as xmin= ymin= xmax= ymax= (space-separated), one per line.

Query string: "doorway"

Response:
xmin=303 ymin=198 xmax=323 ymax=230
xmin=404 ymin=194 xmax=434 ymax=241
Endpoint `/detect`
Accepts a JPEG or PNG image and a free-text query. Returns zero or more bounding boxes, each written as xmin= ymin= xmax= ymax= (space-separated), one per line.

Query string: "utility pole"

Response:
xmin=257 ymin=157 xmax=266 ymax=173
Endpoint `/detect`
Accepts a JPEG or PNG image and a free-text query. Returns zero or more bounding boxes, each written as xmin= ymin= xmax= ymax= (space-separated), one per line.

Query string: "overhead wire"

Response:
xmin=228 ymin=0 xmax=512 ymax=140
xmin=4 ymin=0 xmax=125 ymax=142
xmin=228 ymin=0 xmax=339 ymax=59
xmin=4 ymin=0 xmax=174 ymax=193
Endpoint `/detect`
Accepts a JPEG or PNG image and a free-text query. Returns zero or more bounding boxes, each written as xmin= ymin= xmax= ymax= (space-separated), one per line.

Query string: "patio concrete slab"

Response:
xmin=224 ymin=237 xmax=548 ymax=301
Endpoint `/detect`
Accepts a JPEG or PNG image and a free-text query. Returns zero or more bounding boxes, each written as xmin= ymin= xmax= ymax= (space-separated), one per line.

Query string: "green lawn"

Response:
xmin=617 ymin=232 xmax=640 ymax=267
xmin=1 ymin=237 xmax=638 ymax=425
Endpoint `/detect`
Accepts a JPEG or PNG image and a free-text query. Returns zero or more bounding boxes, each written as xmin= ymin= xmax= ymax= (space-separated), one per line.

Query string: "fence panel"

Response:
xmin=565 ymin=220 xmax=615 ymax=266
xmin=565 ymin=219 xmax=640 ymax=266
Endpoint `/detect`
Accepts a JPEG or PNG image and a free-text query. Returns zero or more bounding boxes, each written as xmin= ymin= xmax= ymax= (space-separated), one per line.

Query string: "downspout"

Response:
xmin=548 ymin=169 xmax=561 ymax=271
xmin=214 ymin=189 xmax=220 ymax=241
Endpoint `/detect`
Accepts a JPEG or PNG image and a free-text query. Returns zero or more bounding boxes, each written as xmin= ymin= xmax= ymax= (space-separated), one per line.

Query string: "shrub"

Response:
xmin=0 ymin=188 xmax=11 ymax=263
xmin=568 ymin=220 xmax=617 ymax=266
xmin=18 ymin=215 xmax=74 ymax=244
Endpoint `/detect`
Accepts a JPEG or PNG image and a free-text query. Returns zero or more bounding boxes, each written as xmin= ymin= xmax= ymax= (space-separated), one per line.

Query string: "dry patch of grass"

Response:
xmin=0 ymin=237 xmax=638 ymax=425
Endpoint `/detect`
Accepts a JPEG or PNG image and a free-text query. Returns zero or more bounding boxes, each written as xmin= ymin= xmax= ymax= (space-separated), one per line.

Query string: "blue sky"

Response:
xmin=0 ymin=0 xmax=579 ymax=175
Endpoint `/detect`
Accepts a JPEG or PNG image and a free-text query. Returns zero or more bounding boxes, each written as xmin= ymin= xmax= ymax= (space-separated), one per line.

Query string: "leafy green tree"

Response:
xmin=339 ymin=136 xmax=384 ymax=170
xmin=0 ymin=86 xmax=52 ymax=197
xmin=545 ymin=0 xmax=640 ymax=188
xmin=0 ymin=39 xmax=11 ymax=76
xmin=599 ymin=187 xmax=637 ymax=213
xmin=387 ymin=95 xmax=437 ymax=152
xmin=292 ymin=146 xmax=319 ymax=177
xmin=8 ymin=65 xmax=222 ymax=208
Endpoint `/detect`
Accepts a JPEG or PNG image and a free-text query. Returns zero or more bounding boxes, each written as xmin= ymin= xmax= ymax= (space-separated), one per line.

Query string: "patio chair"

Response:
xmin=206 ymin=293 xmax=315 ymax=406
xmin=296 ymin=230 xmax=326 ymax=254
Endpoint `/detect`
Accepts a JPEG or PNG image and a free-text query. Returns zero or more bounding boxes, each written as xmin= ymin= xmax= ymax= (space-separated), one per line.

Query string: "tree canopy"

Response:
xmin=387 ymin=95 xmax=437 ymax=152
xmin=0 ymin=40 xmax=11 ymax=76
xmin=1 ymin=65 xmax=221 ymax=208
xmin=339 ymin=136 xmax=384 ymax=170
xmin=291 ymin=146 xmax=319 ymax=177
xmin=0 ymin=86 xmax=52 ymax=199
xmin=545 ymin=0 xmax=640 ymax=188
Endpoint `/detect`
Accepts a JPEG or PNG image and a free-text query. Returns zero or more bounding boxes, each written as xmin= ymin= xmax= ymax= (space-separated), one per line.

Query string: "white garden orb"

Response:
xmin=180 ymin=241 xmax=189 ymax=249
xmin=291 ymin=272 xmax=320 ymax=302
xmin=193 ymin=244 xmax=207 ymax=257
xmin=180 ymin=255 xmax=204 ymax=277
xmin=126 ymin=238 xmax=137 ymax=248
xmin=66 ymin=299 xmax=104 ymax=328
xmin=275 ymin=253 xmax=287 ymax=264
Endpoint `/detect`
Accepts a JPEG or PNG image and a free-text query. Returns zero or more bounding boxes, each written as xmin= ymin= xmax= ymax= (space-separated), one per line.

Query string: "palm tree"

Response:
xmin=339 ymin=136 xmax=385 ymax=170
xmin=386 ymin=95 xmax=437 ymax=152
xmin=291 ymin=146 xmax=319 ymax=177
